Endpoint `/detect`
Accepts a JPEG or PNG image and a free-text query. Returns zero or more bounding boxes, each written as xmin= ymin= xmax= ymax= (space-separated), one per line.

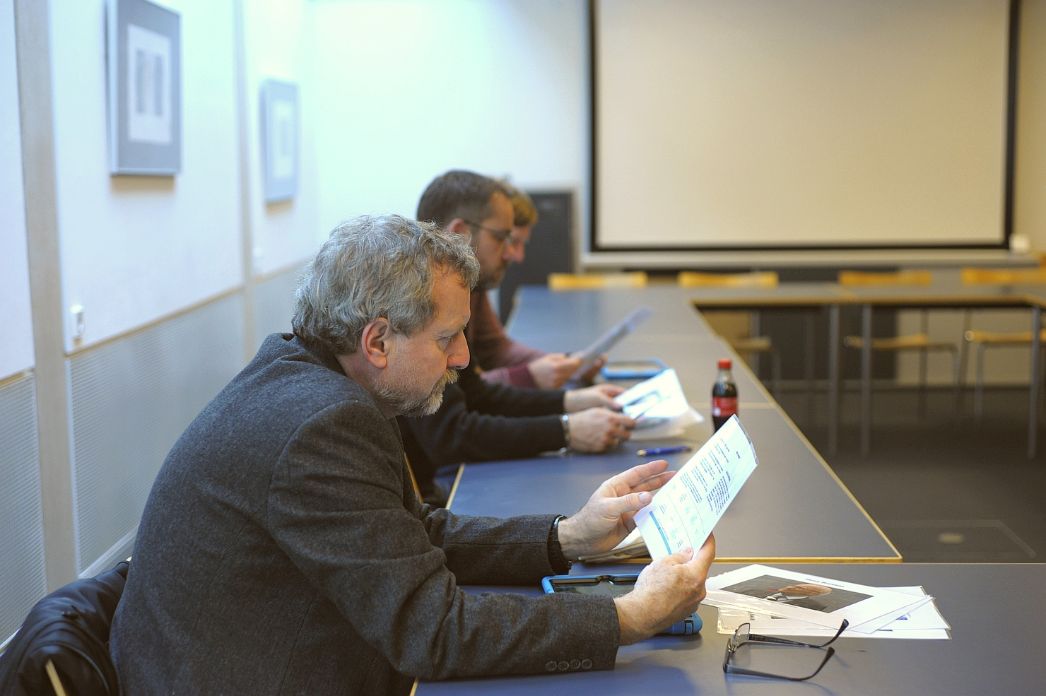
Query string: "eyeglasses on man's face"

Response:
xmin=723 ymin=619 xmax=848 ymax=682
xmin=463 ymin=219 xmax=526 ymax=250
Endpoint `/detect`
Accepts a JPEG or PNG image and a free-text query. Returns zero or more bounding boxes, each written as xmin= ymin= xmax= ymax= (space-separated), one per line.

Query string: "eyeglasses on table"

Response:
xmin=723 ymin=619 xmax=849 ymax=681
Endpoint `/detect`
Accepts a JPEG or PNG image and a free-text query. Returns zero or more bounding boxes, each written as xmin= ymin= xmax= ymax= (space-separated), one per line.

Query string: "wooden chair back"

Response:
xmin=960 ymin=267 xmax=1046 ymax=285
xmin=677 ymin=271 xmax=779 ymax=288
xmin=547 ymin=272 xmax=648 ymax=291
xmin=837 ymin=270 xmax=933 ymax=287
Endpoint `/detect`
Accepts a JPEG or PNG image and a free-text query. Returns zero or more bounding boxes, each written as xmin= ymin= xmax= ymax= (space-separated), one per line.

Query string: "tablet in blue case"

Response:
xmin=600 ymin=359 xmax=667 ymax=381
xmin=542 ymin=574 xmax=702 ymax=635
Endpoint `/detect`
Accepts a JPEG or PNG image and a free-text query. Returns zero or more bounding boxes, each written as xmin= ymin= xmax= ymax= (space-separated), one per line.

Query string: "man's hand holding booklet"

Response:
xmin=581 ymin=415 xmax=758 ymax=563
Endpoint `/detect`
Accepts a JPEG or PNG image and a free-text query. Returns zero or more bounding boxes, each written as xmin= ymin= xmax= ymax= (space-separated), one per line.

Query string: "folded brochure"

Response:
xmin=704 ymin=564 xmax=935 ymax=635
xmin=716 ymin=585 xmax=950 ymax=639
xmin=580 ymin=415 xmax=757 ymax=563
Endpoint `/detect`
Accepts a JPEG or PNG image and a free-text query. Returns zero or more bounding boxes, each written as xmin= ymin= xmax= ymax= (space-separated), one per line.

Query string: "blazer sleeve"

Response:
xmin=267 ymin=401 xmax=619 ymax=680
xmin=399 ymin=366 xmax=566 ymax=476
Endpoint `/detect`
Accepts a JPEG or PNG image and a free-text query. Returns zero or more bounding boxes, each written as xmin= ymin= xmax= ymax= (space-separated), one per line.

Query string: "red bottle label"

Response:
xmin=712 ymin=396 xmax=738 ymax=418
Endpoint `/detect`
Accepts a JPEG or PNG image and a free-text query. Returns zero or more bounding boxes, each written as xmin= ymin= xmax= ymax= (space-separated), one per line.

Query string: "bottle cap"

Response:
xmin=717 ymin=358 xmax=732 ymax=369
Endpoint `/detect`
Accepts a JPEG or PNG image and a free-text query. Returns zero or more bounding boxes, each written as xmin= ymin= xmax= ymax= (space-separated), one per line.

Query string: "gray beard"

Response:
xmin=378 ymin=369 xmax=459 ymax=418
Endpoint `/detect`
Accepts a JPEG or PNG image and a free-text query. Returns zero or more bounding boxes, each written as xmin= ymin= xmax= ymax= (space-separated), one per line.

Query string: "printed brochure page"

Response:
xmin=634 ymin=415 xmax=757 ymax=561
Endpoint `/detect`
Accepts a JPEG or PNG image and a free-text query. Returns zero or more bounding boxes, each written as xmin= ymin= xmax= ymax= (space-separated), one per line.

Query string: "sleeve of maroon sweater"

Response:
xmin=468 ymin=291 xmax=546 ymax=388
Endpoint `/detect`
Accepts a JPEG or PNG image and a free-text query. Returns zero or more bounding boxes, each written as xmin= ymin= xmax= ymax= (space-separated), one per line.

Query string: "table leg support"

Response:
xmin=1028 ymin=305 xmax=1041 ymax=459
xmin=828 ymin=305 xmax=840 ymax=457
xmin=861 ymin=305 xmax=872 ymax=457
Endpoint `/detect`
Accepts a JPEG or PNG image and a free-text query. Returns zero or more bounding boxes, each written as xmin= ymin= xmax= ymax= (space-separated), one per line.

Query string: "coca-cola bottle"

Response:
xmin=711 ymin=358 xmax=738 ymax=432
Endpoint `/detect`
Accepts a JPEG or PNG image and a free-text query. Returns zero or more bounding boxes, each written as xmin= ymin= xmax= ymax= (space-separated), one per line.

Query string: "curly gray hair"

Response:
xmin=292 ymin=215 xmax=479 ymax=354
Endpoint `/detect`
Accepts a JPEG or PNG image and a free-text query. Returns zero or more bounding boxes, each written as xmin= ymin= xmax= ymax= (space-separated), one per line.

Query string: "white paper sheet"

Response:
xmin=614 ymin=369 xmax=703 ymax=440
xmin=705 ymin=565 xmax=931 ymax=634
xmin=570 ymin=307 xmax=652 ymax=380
xmin=634 ymin=415 xmax=757 ymax=561
xmin=715 ymin=586 xmax=950 ymax=639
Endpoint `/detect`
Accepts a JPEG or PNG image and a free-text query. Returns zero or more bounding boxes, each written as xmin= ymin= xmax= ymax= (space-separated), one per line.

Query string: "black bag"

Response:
xmin=0 ymin=561 xmax=129 ymax=696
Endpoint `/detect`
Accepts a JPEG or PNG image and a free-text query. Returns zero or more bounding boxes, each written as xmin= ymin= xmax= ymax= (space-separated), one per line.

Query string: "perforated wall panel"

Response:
xmin=0 ymin=373 xmax=46 ymax=640
xmin=251 ymin=265 xmax=303 ymax=351
xmin=68 ymin=294 xmax=246 ymax=572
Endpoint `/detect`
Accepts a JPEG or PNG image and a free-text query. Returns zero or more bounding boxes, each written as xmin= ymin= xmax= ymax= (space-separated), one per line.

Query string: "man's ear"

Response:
xmin=446 ymin=218 xmax=472 ymax=239
xmin=360 ymin=317 xmax=393 ymax=368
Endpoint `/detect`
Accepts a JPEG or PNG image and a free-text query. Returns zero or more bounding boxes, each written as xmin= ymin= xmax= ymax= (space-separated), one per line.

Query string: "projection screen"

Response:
xmin=592 ymin=0 xmax=1014 ymax=252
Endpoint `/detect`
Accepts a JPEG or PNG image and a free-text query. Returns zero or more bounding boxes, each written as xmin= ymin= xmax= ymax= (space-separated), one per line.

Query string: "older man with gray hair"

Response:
xmin=110 ymin=215 xmax=715 ymax=695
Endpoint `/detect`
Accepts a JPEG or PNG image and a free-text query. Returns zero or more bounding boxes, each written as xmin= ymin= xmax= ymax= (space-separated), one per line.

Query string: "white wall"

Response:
xmin=0 ymin=0 xmax=34 ymax=379
xmin=898 ymin=0 xmax=1046 ymax=387
xmin=310 ymin=0 xmax=588 ymax=235
xmin=241 ymin=0 xmax=320 ymax=276
xmin=50 ymin=0 xmax=242 ymax=351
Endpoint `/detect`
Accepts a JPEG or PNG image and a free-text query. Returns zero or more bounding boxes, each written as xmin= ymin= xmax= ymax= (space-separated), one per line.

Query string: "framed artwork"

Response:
xmin=106 ymin=0 xmax=181 ymax=175
xmin=260 ymin=79 xmax=300 ymax=202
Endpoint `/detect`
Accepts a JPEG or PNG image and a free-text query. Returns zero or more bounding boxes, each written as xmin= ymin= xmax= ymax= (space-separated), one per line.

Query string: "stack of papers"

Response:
xmin=580 ymin=415 xmax=757 ymax=563
xmin=705 ymin=565 xmax=950 ymax=640
xmin=614 ymin=369 xmax=702 ymax=440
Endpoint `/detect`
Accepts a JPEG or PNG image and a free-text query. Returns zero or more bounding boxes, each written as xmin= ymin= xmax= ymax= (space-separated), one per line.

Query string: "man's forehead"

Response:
xmin=431 ymin=269 xmax=471 ymax=308
xmin=488 ymin=191 xmax=513 ymax=222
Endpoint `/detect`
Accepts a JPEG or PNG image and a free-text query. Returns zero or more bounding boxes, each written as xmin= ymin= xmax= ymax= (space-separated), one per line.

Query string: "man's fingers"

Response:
xmin=605 ymin=459 xmax=670 ymax=490
xmin=602 ymin=489 xmax=653 ymax=517
xmin=686 ymin=534 xmax=717 ymax=570
xmin=613 ymin=414 xmax=637 ymax=428
xmin=630 ymin=470 xmax=675 ymax=493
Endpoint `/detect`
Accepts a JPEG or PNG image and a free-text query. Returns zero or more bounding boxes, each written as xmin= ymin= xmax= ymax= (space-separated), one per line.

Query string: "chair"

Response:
xmin=838 ymin=270 xmax=961 ymax=414
xmin=0 ymin=561 xmax=129 ymax=696
xmin=677 ymin=271 xmax=778 ymax=289
xmin=959 ymin=267 xmax=1046 ymax=418
xmin=547 ymin=272 xmax=648 ymax=291
xmin=677 ymin=271 xmax=781 ymax=393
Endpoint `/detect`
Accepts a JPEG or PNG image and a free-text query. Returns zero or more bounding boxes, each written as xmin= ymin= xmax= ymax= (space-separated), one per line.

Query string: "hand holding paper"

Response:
xmin=557 ymin=459 xmax=676 ymax=560
xmin=565 ymin=383 xmax=626 ymax=412
xmin=570 ymin=307 xmax=652 ymax=381
xmin=612 ymin=369 xmax=703 ymax=440
xmin=615 ymin=535 xmax=717 ymax=644
xmin=578 ymin=414 xmax=757 ymax=563
xmin=635 ymin=415 xmax=758 ymax=560
xmin=526 ymin=353 xmax=584 ymax=389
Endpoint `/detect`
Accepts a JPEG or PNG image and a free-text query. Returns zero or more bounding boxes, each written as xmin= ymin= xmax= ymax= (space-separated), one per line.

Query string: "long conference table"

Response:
xmin=416 ymin=563 xmax=1046 ymax=695
xmin=412 ymin=283 xmax=1043 ymax=694
xmin=447 ymin=284 xmax=899 ymax=563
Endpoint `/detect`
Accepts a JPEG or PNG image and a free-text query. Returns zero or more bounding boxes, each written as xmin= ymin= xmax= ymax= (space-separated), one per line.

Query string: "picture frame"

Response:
xmin=259 ymin=79 xmax=300 ymax=202
xmin=106 ymin=0 xmax=182 ymax=175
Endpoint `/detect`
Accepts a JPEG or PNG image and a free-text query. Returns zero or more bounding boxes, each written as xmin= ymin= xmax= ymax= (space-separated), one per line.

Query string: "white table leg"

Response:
xmin=861 ymin=305 xmax=872 ymax=456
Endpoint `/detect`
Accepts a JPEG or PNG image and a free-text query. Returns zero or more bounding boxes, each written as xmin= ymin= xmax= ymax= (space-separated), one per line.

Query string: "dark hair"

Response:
xmin=292 ymin=215 xmax=479 ymax=354
xmin=499 ymin=180 xmax=539 ymax=227
xmin=416 ymin=170 xmax=507 ymax=227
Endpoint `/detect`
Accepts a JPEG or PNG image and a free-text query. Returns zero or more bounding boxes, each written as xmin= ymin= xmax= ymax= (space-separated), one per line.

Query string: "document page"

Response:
xmin=613 ymin=368 xmax=703 ymax=440
xmin=705 ymin=565 xmax=935 ymax=634
xmin=716 ymin=586 xmax=950 ymax=639
xmin=570 ymin=307 xmax=652 ymax=380
xmin=634 ymin=415 xmax=757 ymax=561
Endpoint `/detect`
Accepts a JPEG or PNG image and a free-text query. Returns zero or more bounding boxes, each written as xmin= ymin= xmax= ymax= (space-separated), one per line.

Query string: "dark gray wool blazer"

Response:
xmin=110 ymin=334 xmax=619 ymax=695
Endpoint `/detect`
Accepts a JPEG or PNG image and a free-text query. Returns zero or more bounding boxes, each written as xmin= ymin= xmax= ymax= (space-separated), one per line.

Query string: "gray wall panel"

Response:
xmin=251 ymin=265 xmax=303 ymax=350
xmin=0 ymin=373 xmax=46 ymax=640
xmin=68 ymin=294 xmax=247 ymax=573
